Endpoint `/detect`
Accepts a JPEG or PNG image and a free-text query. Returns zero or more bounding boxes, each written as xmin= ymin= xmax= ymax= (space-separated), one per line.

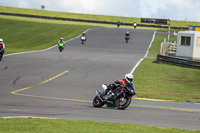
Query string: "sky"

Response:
xmin=1 ymin=0 xmax=200 ymax=22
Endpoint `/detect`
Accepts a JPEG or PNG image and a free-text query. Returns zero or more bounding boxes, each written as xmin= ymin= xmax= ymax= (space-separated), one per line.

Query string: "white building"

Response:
xmin=176 ymin=31 xmax=200 ymax=58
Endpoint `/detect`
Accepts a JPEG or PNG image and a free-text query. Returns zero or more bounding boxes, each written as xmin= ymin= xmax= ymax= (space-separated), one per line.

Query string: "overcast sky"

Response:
xmin=2 ymin=0 xmax=200 ymax=22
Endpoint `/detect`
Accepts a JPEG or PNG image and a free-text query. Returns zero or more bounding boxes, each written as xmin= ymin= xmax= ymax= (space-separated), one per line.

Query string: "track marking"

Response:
xmin=11 ymin=70 xmax=91 ymax=103
xmin=12 ymin=70 xmax=69 ymax=94
xmin=131 ymin=105 xmax=200 ymax=113
xmin=132 ymin=97 xmax=175 ymax=102
xmin=130 ymin=30 xmax=156 ymax=74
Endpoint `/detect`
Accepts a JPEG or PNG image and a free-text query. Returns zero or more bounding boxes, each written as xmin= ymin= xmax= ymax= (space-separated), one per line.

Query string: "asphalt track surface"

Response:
xmin=0 ymin=28 xmax=200 ymax=130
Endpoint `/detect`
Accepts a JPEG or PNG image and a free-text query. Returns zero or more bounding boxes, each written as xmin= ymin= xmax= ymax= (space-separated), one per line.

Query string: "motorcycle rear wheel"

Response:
xmin=93 ymin=96 xmax=104 ymax=108
xmin=117 ymin=95 xmax=131 ymax=110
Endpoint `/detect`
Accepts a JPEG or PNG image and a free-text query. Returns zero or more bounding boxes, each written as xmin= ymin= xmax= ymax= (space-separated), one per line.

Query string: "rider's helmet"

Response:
xmin=125 ymin=73 xmax=133 ymax=83
xmin=0 ymin=38 xmax=3 ymax=42
xmin=60 ymin=37 xmax=63 ymax=41
xmin=126 ymin=31 xmax=129 ymax=34
xmin=82 ymin=32 xmax=86 ymax=36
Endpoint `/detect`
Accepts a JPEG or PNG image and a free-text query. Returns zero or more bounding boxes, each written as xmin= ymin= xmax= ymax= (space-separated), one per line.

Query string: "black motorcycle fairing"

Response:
xmin=125 ymin=82 xmax=136 ymax=96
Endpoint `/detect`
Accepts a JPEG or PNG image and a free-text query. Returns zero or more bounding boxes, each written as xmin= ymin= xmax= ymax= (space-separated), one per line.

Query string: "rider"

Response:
xmin=117 ymin=21 xmax=120 ymax=28
xmin=0 ymin=38 xmax=5 ymax=56
xmin=80 ymin=32 xmax=87 ymax=40
xmin=102 ymin=73 xmax=136 ymax=100
xmin=58 ymin=37 xmax=65 ymax=48
xmin=125 ymin=31 xmax=130 ymax=37
xmin=133 ymin=21 xmax=137 ymax=29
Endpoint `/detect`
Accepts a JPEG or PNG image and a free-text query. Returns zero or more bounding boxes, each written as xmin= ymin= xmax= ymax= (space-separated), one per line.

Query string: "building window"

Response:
xmin=197 ymin=38 xmax=200 ymax=47
xmin=181 ymin=36 xmax=191 ymax=46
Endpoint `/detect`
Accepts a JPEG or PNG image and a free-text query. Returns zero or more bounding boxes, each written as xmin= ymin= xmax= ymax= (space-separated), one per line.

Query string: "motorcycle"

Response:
xmin=80 ymin=36 xmax=86 ymax=44
xmin=125 ymin=35 xmax=130 ymax=43
xmin=93 ymin=82 xmax=135 ymax=110
xmin=0 ymin=44 xmax=4 ymax=61
xmin=58 ymin=42 xmax=65 ymax=52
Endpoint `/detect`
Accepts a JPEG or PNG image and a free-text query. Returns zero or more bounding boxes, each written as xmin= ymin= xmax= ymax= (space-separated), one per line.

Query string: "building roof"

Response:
xmin=178 ymin=31 xmax=200 ymax=35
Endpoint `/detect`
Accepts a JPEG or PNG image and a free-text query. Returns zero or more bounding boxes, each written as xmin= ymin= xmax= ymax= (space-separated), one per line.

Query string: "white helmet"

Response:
xmin=125 ymin=73 xmax=133 ymax=83
xmin=126 ymin=31 xmax=129 ymax=34
xmin=0 ymin=38 xmax=3 ymax=42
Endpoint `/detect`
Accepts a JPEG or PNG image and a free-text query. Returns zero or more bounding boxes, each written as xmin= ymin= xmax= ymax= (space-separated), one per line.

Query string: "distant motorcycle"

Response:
xmin=117 ymin=21 xmax=120 ymax=28
xmin=93 ymin=82 xmax=135 ymax=110
xmin=80 ymin=36 xmax=86 ymax=44
xmin=125 ymin=35 xmax=130 ymax=43
xmin=0 ymin=44 xmax=4 ymax=61
xmin=58 ymin=42 xmax=65 ymax=52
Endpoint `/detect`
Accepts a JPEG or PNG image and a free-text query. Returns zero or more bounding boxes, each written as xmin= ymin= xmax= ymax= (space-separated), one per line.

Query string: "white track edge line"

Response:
xmin=130 ymin=30 xmax=156 ymax=74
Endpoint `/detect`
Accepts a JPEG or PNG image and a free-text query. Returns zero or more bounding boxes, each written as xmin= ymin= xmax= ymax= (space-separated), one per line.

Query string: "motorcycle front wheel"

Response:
xmin=59 ymin=46 xmax=63 ymax=52
xmin=117 ymin=95 xmax=132 ymax=110
xmin=0 ymin=53 xmax=2 ymax=61
xmin=93 ymin=96 xmax=104 ymax=108
xmin=125 ymin=38 xmax=129 ymax=43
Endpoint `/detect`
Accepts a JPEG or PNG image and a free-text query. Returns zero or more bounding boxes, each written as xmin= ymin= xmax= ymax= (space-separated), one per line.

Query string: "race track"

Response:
xmin=0 ymin=28 xmax=200 ymax=130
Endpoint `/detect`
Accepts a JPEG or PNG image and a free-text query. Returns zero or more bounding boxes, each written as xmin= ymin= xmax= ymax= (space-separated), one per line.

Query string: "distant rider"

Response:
xmin=133 ymin=21 xmax=137 ymax=29
xmin=58 ymin=37 xmax=65 ymax=48
xmin=117 ymin=21 xmax=120 ymax=28
xmin=125 ymin=31 xmax=130 ymax=38
xmin=101 ymin=73 xmax=136 ymax=100
xmin=80 ymin=32 xmax=87 ymax=40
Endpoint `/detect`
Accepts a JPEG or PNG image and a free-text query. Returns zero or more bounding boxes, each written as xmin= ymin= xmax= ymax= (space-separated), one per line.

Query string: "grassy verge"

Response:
xmin=134 ymin=34 xmax=200 ymax=102
xmin=0 ymin=16 xmax=94 ymax=54
xmin=134 ymin=58 xmax=200 ymax=102
xmin=1 ymin=6 xmax=200 ymax=27
xmin=0 ymin=118 xmax=199 ymax=133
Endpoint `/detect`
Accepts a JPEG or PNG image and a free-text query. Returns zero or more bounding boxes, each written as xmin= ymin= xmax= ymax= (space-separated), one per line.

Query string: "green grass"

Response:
xmin=0 ymin=16 xmax=94 ymax=54
xmin=0 ymin=118 xmax=199 ymax=133
xmin=134 ymin=58 xmax=200 ymax=102
xmin=148 ymin=34 xmax=177 ymax=57
xmin=1 ymin=6 xmax=200 ymax=28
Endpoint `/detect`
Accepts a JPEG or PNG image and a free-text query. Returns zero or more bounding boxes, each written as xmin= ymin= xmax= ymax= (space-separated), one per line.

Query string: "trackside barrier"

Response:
xmin=157 ymin=54 xmax=200 ymax=69
xmin=0 ymin=12 xmax=188 ymax=30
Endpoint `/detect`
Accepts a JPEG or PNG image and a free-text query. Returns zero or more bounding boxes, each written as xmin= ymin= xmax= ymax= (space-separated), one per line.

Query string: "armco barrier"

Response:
xmin=157 ymin=54 xmax=200 ymax=69
xmin=0 ymin=12 xmax=188 ymax=30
